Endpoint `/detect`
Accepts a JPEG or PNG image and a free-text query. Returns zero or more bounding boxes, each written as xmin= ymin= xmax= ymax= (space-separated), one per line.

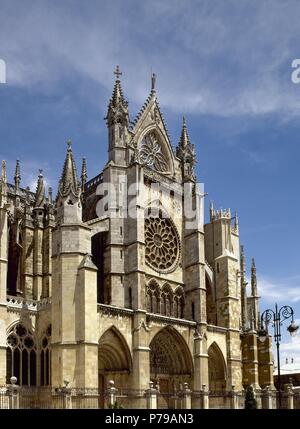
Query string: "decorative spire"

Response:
xmin=240 ymin=245 xmax=248 ymax=330
xmin=234 ymin=211 xmax=239 ymax=231
xmin=151 ymin=72 xmax=156 ymax=95
xmin=110 ymin=65 xmax=128 ymax=109
xmin=45 ymin=186 xmax=55 ymax=226
xmin=23 ymin=185 xmax=32 ymax=217
xmin=1 ymin=160 xmax=7 ymax=183
xmin=0 ymin=160 xmax=7 ymax=206
xmin=106 ymin=65 xmax=129 ymax=129
xmin=34 ymin=169 xmax=46 ymax=208
xmin=58 ymin=140 xmax=80 ymax=199
xmin=176 ymin=117 xmax=196 ymax=181
xmin=48 ymin=187 xmax=53 ymax=205
xmin=179 ymin=116 xmax=190 ymax=148
xmin=209 ymin=201 xmax=215 ymax=221
xmin=240 ymin=245 xmax=246 ymax=277
xmin=251 ymin=257 xmax=258 ymax=296
xmin=114 ymin=64 xmax=122 ymax=80
xmin=14 ymin=159 xmax=21 ymax=192
xmin=81 ymin=157 xmax=87 ymax=190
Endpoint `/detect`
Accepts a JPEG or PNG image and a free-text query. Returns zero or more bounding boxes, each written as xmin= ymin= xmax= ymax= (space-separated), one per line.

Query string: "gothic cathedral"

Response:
xmin=0 ymin=68 xmax=274 ymax=408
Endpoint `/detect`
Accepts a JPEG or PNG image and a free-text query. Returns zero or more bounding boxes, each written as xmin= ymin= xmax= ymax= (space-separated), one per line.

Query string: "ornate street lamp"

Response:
xmin=258 ymin=304 xmax=299 ymax=408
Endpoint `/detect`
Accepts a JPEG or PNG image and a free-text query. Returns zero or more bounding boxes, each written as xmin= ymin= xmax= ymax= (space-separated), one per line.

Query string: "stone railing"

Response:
xmin=85 ymin=173 xmax=103 ymax=191
xmin=98 ymin=303 xmax=134 ymax=318
xmin=6 ymin=295 xmax=51 ymax=312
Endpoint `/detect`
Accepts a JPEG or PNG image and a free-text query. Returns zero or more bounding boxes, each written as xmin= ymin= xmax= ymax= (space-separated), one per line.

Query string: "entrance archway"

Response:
xmin=98 ymin=327 xmax=132 ymax=407
xmin=150 ymin=326 xmax=193 ymax=408
xmin=208 ymin=342 xmax=226 ymax=391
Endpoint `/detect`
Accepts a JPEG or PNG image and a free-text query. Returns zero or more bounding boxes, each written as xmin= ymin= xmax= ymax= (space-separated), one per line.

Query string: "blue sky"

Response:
xmin=0 ymin=0 xmax=300 ymax=364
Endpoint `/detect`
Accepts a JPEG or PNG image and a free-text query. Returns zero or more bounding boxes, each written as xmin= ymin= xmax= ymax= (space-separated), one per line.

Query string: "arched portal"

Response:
xmin=208 ymin=342 xmax=226 ymax=392
xmin=98 ymin=328 xmax=132 ymax=407
xmin=150 ymin=326 xmax=193 ymax=408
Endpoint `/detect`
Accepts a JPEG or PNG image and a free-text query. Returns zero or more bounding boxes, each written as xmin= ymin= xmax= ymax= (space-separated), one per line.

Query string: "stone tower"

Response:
xmin=51 ymin=142 xmax=98 ymax=388
xmin=204 ymin=206 xmax=243 ymax=390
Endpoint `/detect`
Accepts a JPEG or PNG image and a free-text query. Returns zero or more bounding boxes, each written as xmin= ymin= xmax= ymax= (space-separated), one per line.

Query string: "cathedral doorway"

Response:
xmin=149 ymin=326 xmax=193 ymax=409
xmin=98 ymin=327 xmax=132 ymax=408
xmin=208 ymin=342 xmax=226 ymax=392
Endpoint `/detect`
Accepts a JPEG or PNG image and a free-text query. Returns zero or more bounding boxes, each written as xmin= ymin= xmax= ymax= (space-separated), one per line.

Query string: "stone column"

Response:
xmin=262 ymin=386 xmax=273 ymax=409
xmin=284 ymin=384 xmax=294 ymax=410
xmin=254 ymin=387 xmax=262 ymax=409
xmin=131 ymin=311 xmax=150 ymax=408
xmin=33 ymin=222 xmax=44 ymax=300
xmin=202 ymin=384 xmax=209 ymax=409
xmin=258 ymin=335 xmax=274 ymax=389
xmin=180 ymin=383 xmax=192 ymax=409
xmin=7 ymin=376 xmax=20 ymax=409
xmin=242 ymin=332 xmax=260 ymax=389
xmin=62 ymin=385 xmax=72 ymax=409
xmin=106 ymin=380 xmax=118 ymax=408
xmin=193 ymin=331 xmax=208 ymax=407
xmin=231 ymin=385 xmax=238 ymax=409
xmin=145 ymin=381 xmax=158 ymax=409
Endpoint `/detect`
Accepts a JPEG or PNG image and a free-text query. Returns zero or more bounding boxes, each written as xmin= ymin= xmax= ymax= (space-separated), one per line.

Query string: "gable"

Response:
xmin=131 ymin=96 xmax=175 ymax=176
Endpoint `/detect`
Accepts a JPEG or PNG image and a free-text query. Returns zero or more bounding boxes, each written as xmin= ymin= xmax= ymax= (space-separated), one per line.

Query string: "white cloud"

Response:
xmin=278 ymin=332 xmax=300 ymax=364
xmin=258 ymin=276 xmax=300 ymax=303
xmin=3 ymin=157 xmax=54 ymax=193
xmin=1 ymin=1 xmax=300 ymax=117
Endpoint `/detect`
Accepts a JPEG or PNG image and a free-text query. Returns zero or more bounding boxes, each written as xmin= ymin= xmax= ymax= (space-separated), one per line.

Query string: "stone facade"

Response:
xmin=0 ymin=68 xmax=274 ymax=408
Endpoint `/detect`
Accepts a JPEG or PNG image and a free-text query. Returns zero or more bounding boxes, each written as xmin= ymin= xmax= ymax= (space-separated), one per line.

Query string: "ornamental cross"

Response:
xmin=114 ymin=65 xmax=122 ymax=80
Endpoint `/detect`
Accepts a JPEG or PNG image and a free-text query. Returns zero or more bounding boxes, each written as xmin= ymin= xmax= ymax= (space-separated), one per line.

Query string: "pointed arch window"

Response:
xmin=40 ymin=325 xmax=51 ymax=386
xmin=6 ymin=324 xmax=37 ymax=386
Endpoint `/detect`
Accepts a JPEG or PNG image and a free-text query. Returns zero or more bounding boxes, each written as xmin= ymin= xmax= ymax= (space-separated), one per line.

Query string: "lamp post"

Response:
xmin=258 ymin=304 xmax=299 ymax=408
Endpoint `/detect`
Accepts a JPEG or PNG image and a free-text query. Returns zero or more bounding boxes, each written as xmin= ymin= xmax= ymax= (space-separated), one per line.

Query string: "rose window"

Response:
xmin=145 ymin=211 xmax=180 ymax=273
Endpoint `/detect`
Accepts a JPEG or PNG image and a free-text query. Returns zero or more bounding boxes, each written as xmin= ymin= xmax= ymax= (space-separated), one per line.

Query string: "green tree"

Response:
xmin=244 ymin=385 xmax=257 ymax=409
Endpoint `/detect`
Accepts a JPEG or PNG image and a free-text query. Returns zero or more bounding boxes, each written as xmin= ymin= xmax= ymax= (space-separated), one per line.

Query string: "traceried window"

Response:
xmin=40 ymin=325 xmax=51 ymax=386
xmin=6 ymin=324 xmax=37 ymax=386
xmin=139 ymin=132 xmax=169 ymax=173
xmin=145 ymin=210 xmax=180 ymax=274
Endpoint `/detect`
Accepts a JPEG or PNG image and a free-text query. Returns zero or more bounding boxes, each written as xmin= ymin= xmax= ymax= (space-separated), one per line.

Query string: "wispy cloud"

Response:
xmin=279 ymin=329 xmax=300 ymax=364
xmin=3 ymin=157 xmax=54 ymax=192
xmin=1 ymin=0 xmax=300 ymax=117
xmin=258 ymin=275 xmax=300 ymax=303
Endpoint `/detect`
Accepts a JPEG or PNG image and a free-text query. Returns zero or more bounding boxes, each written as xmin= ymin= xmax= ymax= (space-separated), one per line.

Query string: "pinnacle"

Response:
xmin=34 ymin=169 xmax=46 ymax=208
xmin=58 ymin=141 xmax=80 ymax=199
xmin=179 ymin=116 xmax=190 ymax=148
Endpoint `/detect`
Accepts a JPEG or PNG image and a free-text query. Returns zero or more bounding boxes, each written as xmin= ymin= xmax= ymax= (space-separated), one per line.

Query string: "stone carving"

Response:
xmin=145 ymin=210 xmax=180 ymax=273
xmin=133 ymin=318 xmax=152 ymax=333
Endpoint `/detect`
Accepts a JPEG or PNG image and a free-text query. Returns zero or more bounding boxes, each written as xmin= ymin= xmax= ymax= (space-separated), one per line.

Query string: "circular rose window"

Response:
xmin=145 ymin=211 xmax=180 ymax=273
